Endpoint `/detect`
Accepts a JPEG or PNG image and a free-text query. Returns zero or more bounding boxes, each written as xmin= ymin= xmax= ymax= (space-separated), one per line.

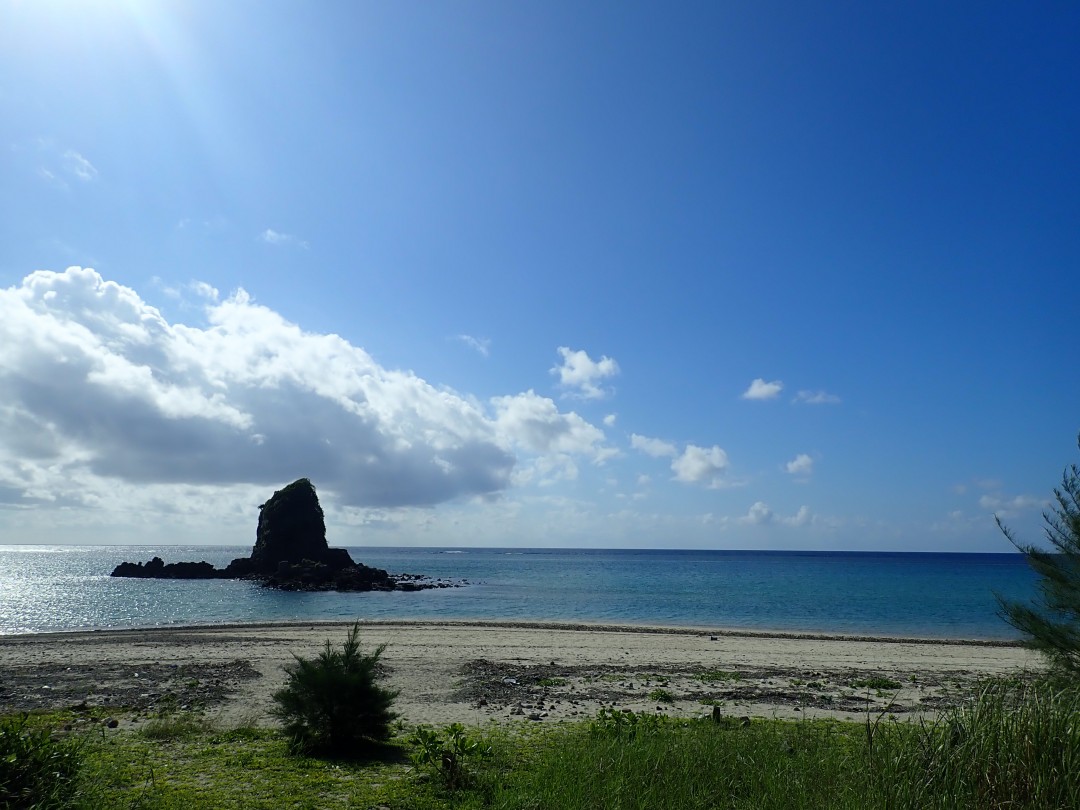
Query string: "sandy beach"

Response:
xmin=0 ymin=621 xmax=1040 ymax=729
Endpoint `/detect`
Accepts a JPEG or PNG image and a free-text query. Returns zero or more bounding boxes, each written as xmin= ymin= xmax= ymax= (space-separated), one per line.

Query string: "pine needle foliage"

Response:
xmin=997 ymin=434 xmax=1080 ymax=675
xmin=0 ymin=713 xmax=84 ymax=808
xmin=271 ymin=622 xmax=399 ymax=756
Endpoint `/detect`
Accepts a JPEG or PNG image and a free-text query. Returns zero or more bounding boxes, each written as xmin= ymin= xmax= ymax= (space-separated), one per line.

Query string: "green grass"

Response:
xmin=867 ymin=679 xmax=1080 ymax=809
xmin=490 ymin=717 xmax=865 ymax=809
xmin=6 ymin=676 xmax=1079 ymax=809
xmin=1 ymin=712 xmax=85 ymax=809
xmin=695 ymin=669 xmax=742 ymax=683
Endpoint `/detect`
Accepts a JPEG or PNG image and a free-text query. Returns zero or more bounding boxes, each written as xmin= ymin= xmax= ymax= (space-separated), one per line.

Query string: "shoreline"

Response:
xmin=3 ymin=618 xmax=1025 ymax=647
xmin=0 ymin=620 xmax=1038 ymax=728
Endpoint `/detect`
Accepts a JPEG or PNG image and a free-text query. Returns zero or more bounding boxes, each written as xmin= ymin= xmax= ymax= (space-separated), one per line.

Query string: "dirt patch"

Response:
xmin=0 ymin=660 xmax=261 ymax=715
xmin=453 ymin=659 xmax=990 ymax=721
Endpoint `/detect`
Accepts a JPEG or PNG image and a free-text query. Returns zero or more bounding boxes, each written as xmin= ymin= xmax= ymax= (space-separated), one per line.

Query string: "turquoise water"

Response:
xmin=0 ymin=545 xmax=1037 ymax=639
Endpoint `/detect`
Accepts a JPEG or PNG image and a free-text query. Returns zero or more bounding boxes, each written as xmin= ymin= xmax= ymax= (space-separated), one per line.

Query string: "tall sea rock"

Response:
xmin=248 ymin=478 xmax=352 ymax=572
xmin=113 ymin=477 xmax=418 ymax=591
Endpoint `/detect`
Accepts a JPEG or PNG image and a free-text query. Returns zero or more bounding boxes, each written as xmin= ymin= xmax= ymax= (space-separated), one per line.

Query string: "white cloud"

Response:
xmin=630 ymin=433 xmax=678 ymax=458
xmin=671 ymin=444 xmax=729 ymax=487
xmin=491 ymin=390 xmax=613 ymax=464
xmin=741 ymin=378 xmax=783 ymax=400
xmin=785 ymin=454 xmax=814 ymax=476
xmin=786 ymin=505 xmax=812 ymax=526
xmin=191 ymin=282 xmax=220 ymax=302
xmin=603 ymin=414 xmax=617 ymax=427
xmin=260 ymin=229 xmax=309 ymax=249
xmin=33 ymin=142 xmax=97 ymax=189
xmin=794 ymin=389 xmax=841 ymax=405
xmin=177 ymin=216 xmax=229 ymax=234
xmin=739 ymin=501 xmax=812 ymax=527
xmin=38 ymin=167 xmax=68 ymax=190
xmin=741 ymin=501 xmax=773 ymax=524
xmin=551 ymin=347 xmax=619 ymax=399
xmin=978 ymin=494 xmax=1043 ymax=514
xmin=455 ymin=334 xmax=491 ymax=357
xmin=0 ymin=267 xmax=541 ymax=510
xmin=63 ymin=150 xmax=98 ymax=181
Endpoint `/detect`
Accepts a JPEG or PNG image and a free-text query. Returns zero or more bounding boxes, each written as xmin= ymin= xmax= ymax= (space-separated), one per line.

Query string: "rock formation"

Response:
xmin=109 ymin=557 xmax=220 ymax=579
xmin=249 ymin=478 xmax=342 ymax=573
xmin=111 ymin=478 xmax=454 ymax=592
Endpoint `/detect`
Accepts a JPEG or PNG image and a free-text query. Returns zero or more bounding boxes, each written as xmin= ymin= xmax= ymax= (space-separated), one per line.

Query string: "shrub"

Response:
xmin=648 ymin=688 xmax=675 ymax=704
xmin=851 ymin=676 xmax=903 ymax=691
xmin=271 ymin=622 xmax=398 ymax=756
xmin=589 ymin=706 xmax=666 ymax=739
xmin=997 ymin=433 xmax=1080 ymax=674
xmin=0 ymin=713 xmax=84 ymax=808
xmin=410 ymin=722 xmax=491 ymax=790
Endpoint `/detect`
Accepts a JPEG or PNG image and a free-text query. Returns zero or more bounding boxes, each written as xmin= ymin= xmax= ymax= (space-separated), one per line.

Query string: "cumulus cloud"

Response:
xmin=455 ymin=334 xmax=491 ymax=357
xmin=741 ymin=378 xmax=783 ymax=400
xmin=785 ymin=454 xmax=814 ymax=476
xmin=794 ymin=389 xmax=841 ymax=405
xmin=0 ymin=267 xmax=582 ymax=509
xmin=787 ymin=505 xmax=812 ymax=526
xmin=671 ymin=444 xmax=729 ymax=487
xmin=551 ymin=347 xmax=619 ymax=399
xmin=630 ymin=433 xmax=678 ymax=458
xmin=741 ymin=501 xmax=773 ymax=524
xmin=603 ymin=414 xmax=617 ymax=427
xmin=260 ymin=229 xmax=308 ymax=248
xmin=492 ymin=390 xmax=613 ymax=463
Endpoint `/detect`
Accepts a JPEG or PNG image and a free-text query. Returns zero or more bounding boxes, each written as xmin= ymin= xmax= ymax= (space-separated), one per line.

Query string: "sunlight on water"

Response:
xmin=0 ymin=545 xmax=1037 ymax=639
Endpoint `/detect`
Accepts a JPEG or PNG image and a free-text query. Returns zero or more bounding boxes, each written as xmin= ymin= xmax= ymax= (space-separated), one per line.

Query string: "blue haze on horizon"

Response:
xmin=0 ymin=2 xmax=1077 ymax=552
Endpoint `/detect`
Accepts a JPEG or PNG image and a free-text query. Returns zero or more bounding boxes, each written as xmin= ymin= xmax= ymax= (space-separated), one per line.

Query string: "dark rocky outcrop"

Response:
xmin=250 ymin=478 xmax=336 ymax=573
xmin=110 ymin=478 xmax=457 ymax=593
xmin=110 ymin=557 xmax=222 ymax=580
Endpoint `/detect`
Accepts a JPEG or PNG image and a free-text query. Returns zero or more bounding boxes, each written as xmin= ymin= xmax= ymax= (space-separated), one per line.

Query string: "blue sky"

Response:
xmin=1 ymin=1 xmax=1077 ymax=551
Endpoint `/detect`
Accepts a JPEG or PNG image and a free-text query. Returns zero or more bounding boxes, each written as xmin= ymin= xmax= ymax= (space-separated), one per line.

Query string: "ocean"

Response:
xmin=0 ymin=545 xmax=1037 ymax=640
